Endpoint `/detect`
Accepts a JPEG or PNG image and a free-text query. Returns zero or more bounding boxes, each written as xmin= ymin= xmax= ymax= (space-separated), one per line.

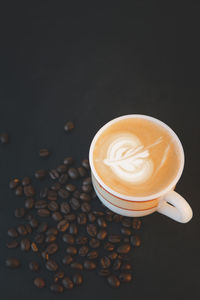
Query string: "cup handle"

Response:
xmin=157 ymin=190 xmax=193 ymax=223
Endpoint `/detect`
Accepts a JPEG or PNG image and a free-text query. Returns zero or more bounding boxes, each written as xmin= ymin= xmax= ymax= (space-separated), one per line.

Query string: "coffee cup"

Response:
xmin=89 ymin=114 xmax=193 ymax=223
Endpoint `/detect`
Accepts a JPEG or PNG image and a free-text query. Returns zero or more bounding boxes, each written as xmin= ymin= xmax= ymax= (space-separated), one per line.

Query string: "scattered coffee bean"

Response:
xmin=5 ymin=258 xmax=21 ymax=269
xmin=6 ymin=240 xmax=19 ymax=248
xmin=57 ymin=164 xmax=67 ymax=174
xmin=20 ymin=238 xmax=31 ymax=251
xmin=78 ymin=167 xmax=87 ymax=177
xmin=97 ymin=217 xmax=107 ymax=228
xmin=46 ymin=228 xmax=58 ymax=236
xmin=87 ymin=250 xmax=98 ymax=260
xmin=80 ymin=192 xmax=91 ymax=202
xmin=81 ymin=202 xmax=91 ymax=213
xmin=9 ymin=178 xmax=20 ymax=189
xmin=76 ymin=236 xmax=88 ymax=245
xmin=34 ymin=277 xmax=45 ymax=288
xmin=49 ymin=169 xmax=60 ymax=180
xmin=37 ymin=208 xmax=50 ymax=217
xmin=45 ymin=234 xmax=57 ymax=243
xmin=83 ymin=260 xmax=96 ymax=270
xmin=29 ymin=218 xmax=39 ymax=228
xmin=0 ymin=133 xmax=9 ymax=144
xmin=41 ymin=251 xmax=49 ymax=260
xmin=57 ymin=219 xmax=69 ymax=232
xmin=22 ymin=177 xmax=31 ymax=186
xmin=68 ymin=223 xmax=78 ymax=235
xmin=132 ymin=218 xmax=141 ymax=230
xmin=107 ymin=275 xmax=120 ymax=288
xmin=98 ymin=269 xmax=111 ymax=277
xmin=62 ymin=277 xmax=74 ymax=289
xmin=15 ymin=186 xmax=23 ymax=196
xmin=121 ymin=263 xmax=132 ymax=271
xmin=121 ymin=227 xmax=132 ymax=236
xmin=113 ymin=214 xmax=121 ymax=223
xmin=62 ymin=255 xmax=73 ymax=265
xmin=35 ymin=200 xmax=47 ymax=209
xmin=31 ymin=242 xmax=39 ymax=252
xmin=46 ymin=259 xmax=58 ymax=271
xmin=66 ymin=246 xmax=77 ymax=255
xmin=104 ymin=242 xmax=115 ymax=251
xmin=81 ymin=184 xmax=92 ymax=193
xmin=82 ymin=177 xmax=92 ymax=185
xmin=52 ymin=211 xmax=63 ymax=221
xmin=8 ymin=227 xmax=18 ymax=238
xmin=40 ymin=187 xmax=48 ymax=199
xmin=88 ymin=212 xmax=96 ymax=223
xmin=51 ymin=182 xmax=61 ymax=191
xmin=24 ymin=185 xmax=35 ymax=197
xmin=130 ymin=235 xmax=141 ymax=247
xmin=65 ymin=183 xmax=76 ymax=192
xmin=70 ymin=262 xmax=83 ymax=270
xmin=34 ymin=234 xmax=45 ymax=244
xmin=112 ymin=259 xmax=122 ymax=271
xmin=39 ymin=148 xmax=50 ymax=158
xmin=25 ymin=198 xmax=35 ymax=209
xmin=14 ymin=207 xmax=25 ymax=218
xmin=87 ymin=224 xmax=97 ymax=237
xmin=119 ymin=273 xmax=132 ymax=283
xmin=121 ymin=218 xmax=132 ymax=228
xmin=48 ymin=201 xmax=59 ymax=212
xmin=79 ymin=245 xmax=89 ymax=257
xmin=123 ymin=237 xmax=130 ymax=243
xmin=17 ymin=224 xmax=28 ymax=235
xmin=100 ymin=256 xmax=111 ymax=268
xmin=108 ymin=235 xmax=121 ymax=243
xmin=58 ymin=188 xmax=69 ymax=199
xmin=62 ymin=233 xmax=74 ymax=244
xmin=108 ymin=252 xmax=118 ymax=260
xmin=63 ymin=156 xmax=74 ymax=166
xmin=82 ymin=159 xmax=90 ymax=170
xmin=47 ymin=190 xmax=57 ymax=201
xmin=59 ymin=173 xmax=68 ymax=184
xmin=77 ymin=213 xmax=87 ymax=225
xmin=35 ymin=169 xmax=47 ymax=180
xmin=54 ymin=270 xmax=65 ymax=282
xmin=70 ymin=197 xmax=80 ymax=210
xmin=68 ymin=167 xmax=79 ymax=179
xmin=29 ymin=261 xmax=40 ymax=272
xmin=73 ymin=273 xmax=83 ymax=285
xmin=97 ymin=229 xmax=107 ymax=240
xmin=64 ymin=213 xmax=76 ymax=222
xmin=89 ymin=238 xmax=100 ymax=248
xmin=46 ymin=243 xmax=58 ymax=255
xmin=117 ymin=244 xmax=131 ymax=254
xmin=60 ymin=202 xmax=70 ymax=214
xmin=50 ymin=283 xmax=63 ymax=293
xmin=64 ymin=121 xmax=74 ymax=132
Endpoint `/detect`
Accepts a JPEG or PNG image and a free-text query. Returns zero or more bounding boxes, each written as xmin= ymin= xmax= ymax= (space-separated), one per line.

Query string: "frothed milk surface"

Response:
xmin=93 ymin=118 xmax=180 ymax=197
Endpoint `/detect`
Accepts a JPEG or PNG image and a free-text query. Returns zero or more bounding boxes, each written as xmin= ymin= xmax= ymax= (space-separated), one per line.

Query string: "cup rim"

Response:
xmin=89 ymin=114 xmax=185 ymax=201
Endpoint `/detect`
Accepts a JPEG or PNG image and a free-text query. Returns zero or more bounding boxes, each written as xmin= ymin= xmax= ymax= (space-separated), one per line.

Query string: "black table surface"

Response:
xmin=0 ymin=2 xmax=199 ymax=300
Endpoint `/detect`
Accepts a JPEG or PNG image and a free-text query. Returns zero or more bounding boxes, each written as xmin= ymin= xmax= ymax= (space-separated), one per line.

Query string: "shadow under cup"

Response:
xmin=89 ymin=114 xmax=184 ymax=218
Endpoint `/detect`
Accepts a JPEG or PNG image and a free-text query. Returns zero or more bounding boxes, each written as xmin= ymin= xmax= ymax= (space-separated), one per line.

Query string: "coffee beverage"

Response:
xmin=92 ymin=116 xmax=181 ymax=197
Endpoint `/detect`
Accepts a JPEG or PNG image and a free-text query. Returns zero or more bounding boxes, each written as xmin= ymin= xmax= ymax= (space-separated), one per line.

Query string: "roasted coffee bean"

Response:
xmin=66 ymin=246 xmax=77 ymax=255
xmin=52 ymin=211 xmax=63 ymax=221
xmin=132 ymin=218 xmax=141 ymax=230
xmin=46 ymin=243 xmax=58 ymax=254
xmin=117 ymin=244 xmax=131 ymax=254
xmin=40 ymin=187 xmax=48 ymax=199
xmin=57 ymin=164 xmax=67 ymax=174
xmin=76 ymin=236 xmax=88 ymax=245
xmin=31 ymin=242 xmax=39 ymax=252
xmin=84 ymin=260 xmax=96 ymax=270
xmin=34 ymin=233 xmax=45 ymax=244
xmin=88 ymin=212 xmax=96 ymax=223
xmin=22 ymin=177 xmax=31 ymax=186
xmin=87 ymin=250 xmax=98 ymax=260
xmin=107 ymin=275 xmax=120 ymax=288
xmin=54 ymin=270 xmax=65 ymax=282
xmin=37 ymin=208 xmax=50 ymax=217
xmin=70 ymin=197 xmax=80 ymax=210
xmin=70 ymin=262 xmax=83 ymax=270
xmin=77 ymin=213 xmax=87 ymax=225
xmin=68 ymin=223 xmax=78 ymax=235
xmin=78 ymin=166 xmax=87 ymax=177
xmin=8 ymin=227 xmax=18 ymax=238
xmin=121 ymin=217 xmax=132 ymax=228
xmin=97 ymin=217 xmax=107 ymax=228
xmin=59 ymin=173 xmax=69 ymax=184
xmin=5 ymin=258 xmax=20 ymax=269
xmin=25 ymin=198 xmax=34 ymax=209
xmin=24 ymin=185 xmax=35 ymax=197
xmin=14 ymin=207 xmax=25 ymax=218
xmin=29 ymin=261 xmax=40 ymax=272
xmin=93 ymin=211 xmax=105 ymax=216
xmin=45 ymin=234 xmax=57 ymax=243
xmin=79 ymin=245 xmax=89 ymax=257
xmin=113 ymin=214 xmax=121 ymax=223
xmin=64 ymin=213 xmax=76 ymax=222
xmin=29 ymin=218 xmax=39 ymax=228
xmin=47 ymin=190 xmax=57 ymax=201
xmin=34 ymin=277 xmax=45 ymax=288
xmin=121 ymin=227 xmax=132 ymax=236
xmin=25 ymin=213 xmax=34 ymax=221
xmin=68 ymin=167 xmax=79 ymax=179
xmin=20 ymin=238 xmax=31 ymax=251
xmin=91 ymin=191 xmax=96 ymax=199
xmin=50 ymin=284 xmax=63 ymax=293
xmin=60 ymin=202 xmax=70 ymax=214
xmin=41 ymin=251 xmax=49 ymax=260
xmin=82 ymin=159 xmax=90 ymax=170
xmin=0 ymin=132 xmax=9 ymax=143
xmin=62 ymin=233 xmax=74 ymax=244
xmin=121 ymin=263 xmax=132 ymax=271
xmin=57 ymin=220 xmax=69 ymax=232
xmin=62 ymin=277 xmax=74 ymax=289
xmin=46 ymin=228 xmax=58 ymax=236
xmin=39 ymin=148 xmax=50 ymax=158
xmin=6 ymin=240 xmax=19 ymax=248
xmin=73 ymin=273 xmax=83 ymax=285
xmin=35 ymin=169 xmax=47 ymax=180
xmin=108 ymin=235 xmax=121 ymax=243
xmin=81 ymin=184 xmax=92 ymax=193
xmin=73 ymin=191 xmax=82 ymax=199
xmin=9 ymin=178 xmax=20 ymax=189
xmin=82 ymin=177 xmax=92 ymax=185
xmin=46 ymin=259 xmax=58 ymax=271
xmin=35 ymin=200 xmax=47 ymax=209
xmin=26 ymin=225 xmax=33 ymax=235
xmin=89 ymin=238 xmax=100 ymax=248
xmin=63 ymin=156 xmax=74 ymax=166
xmin=51 ymin=182 xmax=61 ymax=191
xmin=104 ymin=242 xmax=115 ymax=251
xmin=65 ymin=183 xmax=76 ymax=192
xmin=15 ymin=186 xmax=23 ymax=196
xmin=58 ymin=189 xmax=69 ymax=199
xmin=112 ymin=259 xmax=122 ymax=271
xmin=17 ymin=224 xmax=28 ymax=235
xmin=108 ymin=252 xmax=118 ymax=260
xmin=64 ymin=120 xmax=74 ymax=132
xmin=49 ymin=169 xmax=60 ymax=180
xmin=123 ymin=237 xmax=130 ymax=243
xmin=48 ymin=201 xmax=59 ymax=212
xmin=87 ymin=224 xmax=97 ymax=237
xmin=80 ymin=193 xmax=91 ymax=202
xmin=119 ymin=273 xmax=132 ymax=283
xmin=81 ymin=202 xmax=91 ymax=213
xmin=62 ymin=255 xmax=73 ymax=265
xmin=100 ymin=256 xmax=111 ymax=268
xmin=130 ymin=235 xmax=141 ymax=247
xmin=98 ymin=269 xmax=111 ymax=277
xmin=106 ymin=214 xmax=113 ymax=222
xmin=97 ymin=229 xmax=107 ymax=240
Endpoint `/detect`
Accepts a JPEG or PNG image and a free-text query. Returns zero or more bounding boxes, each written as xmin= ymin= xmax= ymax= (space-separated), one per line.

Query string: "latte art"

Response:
xmin=103 ymin=134 xmax=154 ymax=183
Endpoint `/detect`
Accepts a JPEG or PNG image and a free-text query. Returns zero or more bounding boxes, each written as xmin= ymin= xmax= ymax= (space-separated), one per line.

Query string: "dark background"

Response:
xmin=0 ymin=1 xmax=199 ymax=299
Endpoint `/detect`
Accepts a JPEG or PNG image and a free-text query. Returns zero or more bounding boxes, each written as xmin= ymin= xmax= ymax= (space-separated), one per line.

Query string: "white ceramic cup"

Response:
xmin=89 ymin=114 xmax=193 ymax=223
